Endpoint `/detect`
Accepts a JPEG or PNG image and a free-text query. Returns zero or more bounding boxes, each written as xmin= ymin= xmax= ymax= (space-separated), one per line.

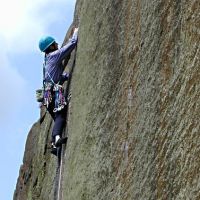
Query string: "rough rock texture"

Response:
xmin=14 ymin=0 xmax=200 ymax=200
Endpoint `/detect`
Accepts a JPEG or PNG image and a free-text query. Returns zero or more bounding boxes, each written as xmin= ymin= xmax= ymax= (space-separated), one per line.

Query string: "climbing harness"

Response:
xmin=43 ymin=82 xmax=67 ymax=112
xmin=53 ymin=84 xmax=67 ymax=112
xmin=43 ymin=57 xmax=67 ymax=113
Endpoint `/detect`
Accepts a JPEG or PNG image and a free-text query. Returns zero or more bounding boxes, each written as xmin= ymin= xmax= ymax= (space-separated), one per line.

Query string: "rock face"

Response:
xmin=14 ymin=0 xmax=200 ymax=200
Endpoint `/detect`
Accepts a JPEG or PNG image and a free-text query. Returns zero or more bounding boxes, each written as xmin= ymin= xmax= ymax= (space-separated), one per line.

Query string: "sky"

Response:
xmin=0 ymin=0 xmax=76 ymax=199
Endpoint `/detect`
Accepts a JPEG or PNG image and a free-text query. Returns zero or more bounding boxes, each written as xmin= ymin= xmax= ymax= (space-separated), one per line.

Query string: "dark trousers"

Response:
xmin=47 ymin=101 xmax=67 ymax=143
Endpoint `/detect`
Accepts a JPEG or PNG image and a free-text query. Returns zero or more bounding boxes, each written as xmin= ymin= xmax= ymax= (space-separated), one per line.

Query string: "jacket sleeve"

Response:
xmin=53 ymin=30 xmax=78 ymax=65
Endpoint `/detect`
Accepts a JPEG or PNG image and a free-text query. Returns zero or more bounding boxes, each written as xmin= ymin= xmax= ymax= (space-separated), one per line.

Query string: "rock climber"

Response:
xmin=38 ymin=27 xmax=78 ymax=155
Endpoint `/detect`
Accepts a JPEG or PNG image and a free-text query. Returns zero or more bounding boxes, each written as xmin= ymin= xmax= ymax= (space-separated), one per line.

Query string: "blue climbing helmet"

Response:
xmin=39 ymin=36 xmax=55 ymax=52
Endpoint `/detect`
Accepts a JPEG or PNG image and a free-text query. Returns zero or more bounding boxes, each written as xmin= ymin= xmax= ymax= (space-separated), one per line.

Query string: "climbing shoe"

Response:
xmin=51 ymin=147 xmax=57 ymax=156
xmin=50 ymin=143 xmax=57 ymax=156
xmin=55 ymin=137 xmax=68 ymax=147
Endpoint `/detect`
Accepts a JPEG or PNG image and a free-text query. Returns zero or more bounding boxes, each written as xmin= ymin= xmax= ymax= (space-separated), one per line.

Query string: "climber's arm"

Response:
xmin=56 ymin=28 xmax=78 ymax=63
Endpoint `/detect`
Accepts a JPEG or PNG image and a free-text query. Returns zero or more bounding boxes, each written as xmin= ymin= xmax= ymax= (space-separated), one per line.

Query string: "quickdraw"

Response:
xmin=53 ymin=84 xmax=67 ymax=113
xmin=43 ymin=82 xmax=53 ymax=108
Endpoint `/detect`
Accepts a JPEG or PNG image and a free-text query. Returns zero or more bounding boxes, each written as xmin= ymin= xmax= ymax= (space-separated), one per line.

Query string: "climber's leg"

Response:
xmin=52 ymin=106 xmax=67 ymax=144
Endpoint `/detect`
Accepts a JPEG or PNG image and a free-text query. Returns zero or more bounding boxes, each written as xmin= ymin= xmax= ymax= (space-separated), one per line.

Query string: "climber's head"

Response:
xmin=38 ymin=36 xmax=58 ymax=53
